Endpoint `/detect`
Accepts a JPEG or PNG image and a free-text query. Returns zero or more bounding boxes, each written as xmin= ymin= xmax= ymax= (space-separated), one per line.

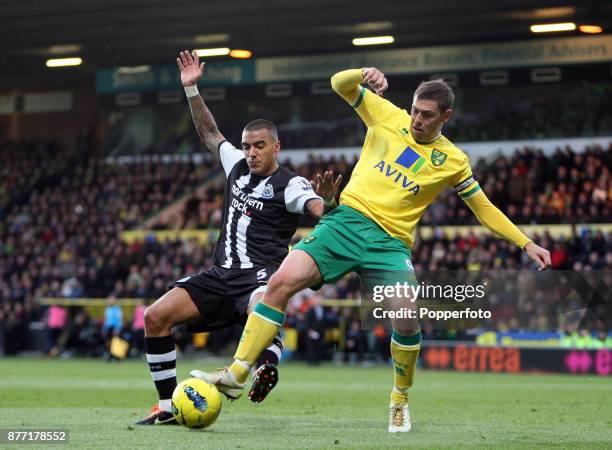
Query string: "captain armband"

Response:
xmin=455 ymin=176 xmax=481 ymax=200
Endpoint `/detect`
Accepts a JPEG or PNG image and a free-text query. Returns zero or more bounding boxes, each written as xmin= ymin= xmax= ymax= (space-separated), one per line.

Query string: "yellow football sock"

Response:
xmin=390 ymin=330 xmax=422 ymax=400
xmin=230 ymin=303 xmax=285 ymax=383
xmin=391 ymin=387 xmax=408 ymax=404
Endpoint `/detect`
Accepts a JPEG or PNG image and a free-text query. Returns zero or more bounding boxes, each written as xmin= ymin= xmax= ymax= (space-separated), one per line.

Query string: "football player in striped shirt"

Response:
xmin=135 ymin=50 xmax=342 ymax=425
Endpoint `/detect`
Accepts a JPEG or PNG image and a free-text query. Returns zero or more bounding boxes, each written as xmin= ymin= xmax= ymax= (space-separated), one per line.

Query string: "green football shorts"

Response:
xmin=293 ymin=205 xmax=415 ymax=290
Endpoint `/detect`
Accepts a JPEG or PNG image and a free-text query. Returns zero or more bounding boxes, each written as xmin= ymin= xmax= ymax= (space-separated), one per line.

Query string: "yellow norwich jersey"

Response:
xmin=331 ymin=69 xmax=530 ymax=249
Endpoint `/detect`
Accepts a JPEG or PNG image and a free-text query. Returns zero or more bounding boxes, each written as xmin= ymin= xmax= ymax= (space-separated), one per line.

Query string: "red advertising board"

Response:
xmin=422 ymin=345 xmax=612 ymax=375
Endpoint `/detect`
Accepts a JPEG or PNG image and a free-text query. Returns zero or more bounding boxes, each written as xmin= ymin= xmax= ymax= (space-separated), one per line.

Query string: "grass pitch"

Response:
xmin=0 ymin=357 xmax=610 ymax=449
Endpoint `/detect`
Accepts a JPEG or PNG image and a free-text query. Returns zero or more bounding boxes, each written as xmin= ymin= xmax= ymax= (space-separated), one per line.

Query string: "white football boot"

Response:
xmin=388 ymin=401 xmax=412 ymax=433
xmin=190 ymin=367 xmax=245 ymax=401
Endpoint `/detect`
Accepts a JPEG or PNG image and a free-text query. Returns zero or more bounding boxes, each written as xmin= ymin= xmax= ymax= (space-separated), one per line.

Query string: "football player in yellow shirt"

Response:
xmin=195 ymin=67 xmax=552 ymax=433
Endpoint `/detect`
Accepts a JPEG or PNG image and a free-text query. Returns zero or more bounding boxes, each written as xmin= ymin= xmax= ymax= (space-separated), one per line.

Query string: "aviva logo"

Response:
xmin=371 ymin=146 xmax=424 ymax=195
xmin=373 ymin=160 xmax=421 ymax=195
xmin=396 ymin=146 xmax=426 ymax=173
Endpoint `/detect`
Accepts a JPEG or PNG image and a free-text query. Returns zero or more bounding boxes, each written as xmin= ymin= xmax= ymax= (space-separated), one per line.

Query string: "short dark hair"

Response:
xmin=243 ymin=119 xmax=279 ymax=142
xmin=414 ymin=79 xmax=455 ymax=112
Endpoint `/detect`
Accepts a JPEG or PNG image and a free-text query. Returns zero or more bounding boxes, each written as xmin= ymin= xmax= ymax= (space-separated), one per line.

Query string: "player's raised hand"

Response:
xmin=177 ymin=50 xmax=205 ymax=87
xmin=312 ymin=170 xmax=343 ymax=203
xmin=362 ymin=67 xmax=388 ymax=96
xmin=524 ymin=242 xmax=552 ymax=271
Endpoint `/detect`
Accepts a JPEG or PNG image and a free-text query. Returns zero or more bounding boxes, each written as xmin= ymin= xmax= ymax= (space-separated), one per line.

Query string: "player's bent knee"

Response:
xmin=265 ymin=271 xmax=298 ymax=308
xmin=268 ymin=270 xmax=297 ymax=292
xmin=143 ymin=298 xmax=176 ymax=336
xmin=144 ymin=288 xmax=201 ymax=336
xmin=143 ymin=304 xmax=166 ymax=335
xmin=392 ymin=319 xmax=420 ymax=336
xmin=247 ymin=285 xmax=268 ymax=313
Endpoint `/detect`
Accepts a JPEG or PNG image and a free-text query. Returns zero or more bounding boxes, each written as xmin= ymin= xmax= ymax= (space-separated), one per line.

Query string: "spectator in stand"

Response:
xmin=2 ymin=301 xmax=27 ymax=355
xmin=64 ymin=310 xmax=104 ymax=357
xmin=550 ymin=242 xmax=569 ymax=269
xmin=344 ymin=319 xmax=367 ymax=363
xmin=46 ymin=304 xmax=67 ymax=356
xmin=131 ymin=303 xmax=146 ymax=356
xmin=303 ymin=295 xmax=326 ymax=365
xmin=372 ymin=324 xmax=391 ymax=363
xmin=102 ymin=296 xmax=123 ymax=350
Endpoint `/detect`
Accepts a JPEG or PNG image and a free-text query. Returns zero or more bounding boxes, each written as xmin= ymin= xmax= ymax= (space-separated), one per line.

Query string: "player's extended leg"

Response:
xmin=203 ymin=250 xmax=322 ymax=396
xmin=189 ymin=286 xmax=285 ymax=402
xmin=357 ymin=227 xmax=419 ymax=432
xmin=366 ymin=282 xmax=420 ymax=433
xmin=389 ymin=311 xmax=421 ymax=433
xmin=136 ymin=287 xmax=202 ymax=425
xmin=230 ymin=250 xmax=322 ymax=382
xmin=201 ymin=206 xmax=367 ymax=398
xmin=362 ymin=273 xmax=421 ymax=433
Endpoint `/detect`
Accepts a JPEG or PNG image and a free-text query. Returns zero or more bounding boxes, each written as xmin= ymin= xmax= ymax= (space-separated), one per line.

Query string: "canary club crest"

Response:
xmin=431 ymin=149 xmax=447 ymax=166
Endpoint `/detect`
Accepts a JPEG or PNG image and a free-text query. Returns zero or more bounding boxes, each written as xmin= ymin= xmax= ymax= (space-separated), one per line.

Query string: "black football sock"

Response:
xmin=145 ymin=336 xmax=177 ymax=412
xmin=255 ymin=333 xmax=283 ymax=370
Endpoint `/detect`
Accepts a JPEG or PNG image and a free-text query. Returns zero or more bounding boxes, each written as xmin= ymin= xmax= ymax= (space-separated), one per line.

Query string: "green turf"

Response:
xmin=0 ymin=358 xmax=610 ymax=449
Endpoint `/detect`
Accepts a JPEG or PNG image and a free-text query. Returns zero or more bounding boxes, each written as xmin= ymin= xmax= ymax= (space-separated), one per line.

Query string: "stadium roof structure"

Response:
xmin=1 ymin=0 xmax=611 ymax=87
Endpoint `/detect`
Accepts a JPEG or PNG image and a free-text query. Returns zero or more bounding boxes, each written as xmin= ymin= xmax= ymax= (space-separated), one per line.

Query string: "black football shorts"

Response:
xmin=169 ymin=265 xmax=274 ymax=332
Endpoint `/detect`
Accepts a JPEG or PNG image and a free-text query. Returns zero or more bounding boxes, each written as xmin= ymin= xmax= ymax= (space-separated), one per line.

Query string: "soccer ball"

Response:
xmin=171 ymin=378 xmax=222 ymax=428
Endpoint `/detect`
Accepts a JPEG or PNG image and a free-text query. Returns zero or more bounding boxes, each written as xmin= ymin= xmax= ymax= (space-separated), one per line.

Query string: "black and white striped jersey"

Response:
xmin=212 ymin=141 xmax=321 ymax=270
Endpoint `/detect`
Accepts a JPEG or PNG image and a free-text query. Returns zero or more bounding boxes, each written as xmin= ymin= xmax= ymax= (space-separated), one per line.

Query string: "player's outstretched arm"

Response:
xmin=306 ymin=170 xmax=343 ymax=219
xmin=330 ymin=68 xmax=388 ymax=101
xmin=331 ymin=68 xmax=398 ymax=128
xmin=177 ymin=50 xmax=226 ymax=158
xmin=464 ymin=191 xmax=551 ymax=270
xmin=330 ymin=68 xmax=362 ymax=101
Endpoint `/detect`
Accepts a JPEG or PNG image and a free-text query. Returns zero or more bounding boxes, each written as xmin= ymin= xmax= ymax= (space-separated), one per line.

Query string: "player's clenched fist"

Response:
xmin=362 ymin=67 xmax=388 ymax=96
xmin=177 ymin=50 xmax=205 ymax=87
xmin=524 ymin=242 xmax=552 ymax=271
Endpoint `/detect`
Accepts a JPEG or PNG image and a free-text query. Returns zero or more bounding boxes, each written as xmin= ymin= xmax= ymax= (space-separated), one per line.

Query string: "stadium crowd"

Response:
xmin=0 ymin=140 xmax=610 ymax=357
